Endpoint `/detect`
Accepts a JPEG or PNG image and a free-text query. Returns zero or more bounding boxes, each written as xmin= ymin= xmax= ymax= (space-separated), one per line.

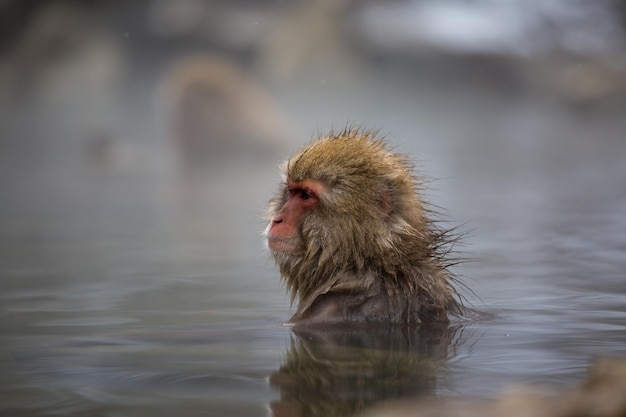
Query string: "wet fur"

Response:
xmin=267 ymin=129 xmax=463 ymax=326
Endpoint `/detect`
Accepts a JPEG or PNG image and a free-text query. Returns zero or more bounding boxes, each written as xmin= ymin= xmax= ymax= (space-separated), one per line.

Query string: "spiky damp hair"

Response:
xmin=268 ymin=129 xmax=463 ymax=324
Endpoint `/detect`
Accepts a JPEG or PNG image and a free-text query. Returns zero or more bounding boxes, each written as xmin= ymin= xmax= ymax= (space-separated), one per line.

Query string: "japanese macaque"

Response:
xmin=265 ymin=129 xmax=463 ymax=327
xmin=159 ymin=54 xmax=291 ymax=168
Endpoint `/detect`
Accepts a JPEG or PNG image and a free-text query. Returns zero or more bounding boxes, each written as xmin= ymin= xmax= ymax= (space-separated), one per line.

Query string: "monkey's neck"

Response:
xmin=288 ymin=269 xmax=449 ymax=325
xmin=279 ymin=252 xmax=457 ymax=324
xmin=281 ymin=251 xmax=419 ymax=301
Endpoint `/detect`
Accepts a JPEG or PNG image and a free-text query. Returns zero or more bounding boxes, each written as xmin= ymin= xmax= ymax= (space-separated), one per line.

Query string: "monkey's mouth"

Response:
xmin=267 ymin=236 xmax=298 ymax=253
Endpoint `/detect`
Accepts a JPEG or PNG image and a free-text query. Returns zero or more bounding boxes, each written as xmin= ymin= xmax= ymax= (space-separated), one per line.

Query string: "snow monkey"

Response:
xmin=266 ymin=129 xmax=463 ymax=327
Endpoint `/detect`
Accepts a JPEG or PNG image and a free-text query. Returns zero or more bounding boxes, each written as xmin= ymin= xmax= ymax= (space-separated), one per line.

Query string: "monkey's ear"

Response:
xmin=381 ymin=189 xmax=394 ymax=216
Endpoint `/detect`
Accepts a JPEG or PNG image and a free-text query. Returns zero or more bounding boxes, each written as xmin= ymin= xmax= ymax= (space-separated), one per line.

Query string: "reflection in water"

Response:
xmin=270 ymin=324 xmax=462 ymax=417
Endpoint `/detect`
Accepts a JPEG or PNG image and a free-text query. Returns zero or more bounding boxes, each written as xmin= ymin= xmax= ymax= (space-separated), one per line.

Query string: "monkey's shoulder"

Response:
xmin=291 ymin=271 xmax=448 ymax=326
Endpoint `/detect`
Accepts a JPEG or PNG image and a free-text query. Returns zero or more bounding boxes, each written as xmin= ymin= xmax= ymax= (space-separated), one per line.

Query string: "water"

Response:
xmin=1 ymin=75 xmax=626 ymax=417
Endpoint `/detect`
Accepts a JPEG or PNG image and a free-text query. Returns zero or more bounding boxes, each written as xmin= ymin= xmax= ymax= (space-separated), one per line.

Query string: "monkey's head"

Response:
xmin=265 ymin=129 xmax=445 ymax=309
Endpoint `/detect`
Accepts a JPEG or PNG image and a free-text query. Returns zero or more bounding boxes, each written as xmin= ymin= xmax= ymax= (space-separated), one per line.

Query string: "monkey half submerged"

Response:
xmin=265 ymin=129 xmax=464 ymax=326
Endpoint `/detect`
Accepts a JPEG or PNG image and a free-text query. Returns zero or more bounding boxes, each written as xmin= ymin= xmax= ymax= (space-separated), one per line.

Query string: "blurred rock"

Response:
xmin=146 ymin=0 xmax=279 ymax=50
xmin=361 ymin=356 xmax=626 ymax=417
xmin=527 ymin=59 xmax=626 ymax=107
xmin=256 ymin=0 xmax=361 ymax=82
xmin=0 ymin=2 xmax=126 ymax=107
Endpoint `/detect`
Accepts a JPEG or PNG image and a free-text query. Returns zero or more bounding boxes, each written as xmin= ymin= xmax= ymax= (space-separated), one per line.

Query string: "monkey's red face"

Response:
xmin=266 ymin=179 xmax=324 ymax=254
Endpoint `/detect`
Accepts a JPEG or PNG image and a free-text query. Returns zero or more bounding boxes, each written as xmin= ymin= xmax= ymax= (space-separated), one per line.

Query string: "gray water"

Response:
xmin=1 ymin=73 xmax=626 ymax=417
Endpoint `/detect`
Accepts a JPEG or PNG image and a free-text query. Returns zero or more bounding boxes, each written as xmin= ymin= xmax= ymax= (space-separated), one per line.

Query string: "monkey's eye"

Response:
xmin=299 ymin=189 xmax=312 ymax=200
xmin=287 ymin=187 xmax=315 ymax=201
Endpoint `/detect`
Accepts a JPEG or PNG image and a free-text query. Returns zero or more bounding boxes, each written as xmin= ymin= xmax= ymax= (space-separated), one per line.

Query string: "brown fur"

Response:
xmin=266 ymin=129 xmax=462 ymax=326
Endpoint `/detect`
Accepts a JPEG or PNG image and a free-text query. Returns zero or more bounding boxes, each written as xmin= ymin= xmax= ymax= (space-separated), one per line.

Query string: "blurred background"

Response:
xmin=2 ymin=0 xmax=626 ymax=240
xmin=2 ymin=0 xmax=626 ymax=241
xmin=1 ymin=1 xmax=626 ymax=416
